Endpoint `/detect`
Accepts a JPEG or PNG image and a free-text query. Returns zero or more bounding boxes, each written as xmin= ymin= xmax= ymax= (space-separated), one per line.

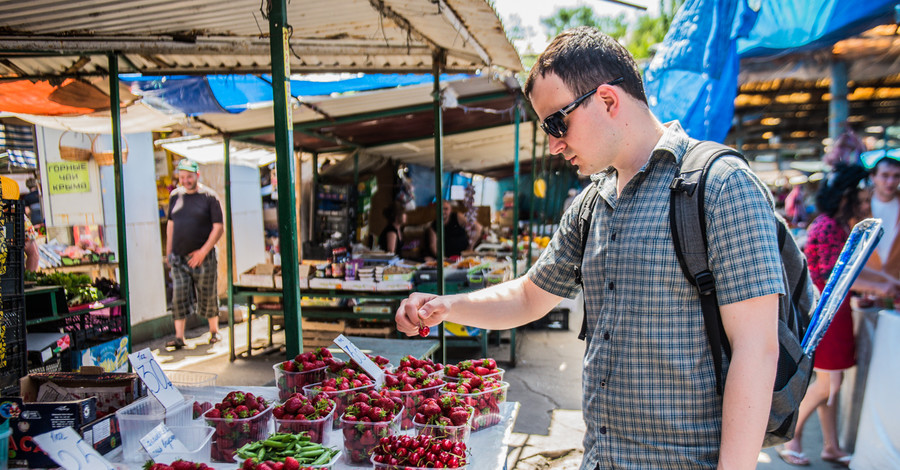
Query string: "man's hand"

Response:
xmin=396 ymin=292 xmax=453 ymax=336
xmin=187 ymin=249 xmax=207 ymax=268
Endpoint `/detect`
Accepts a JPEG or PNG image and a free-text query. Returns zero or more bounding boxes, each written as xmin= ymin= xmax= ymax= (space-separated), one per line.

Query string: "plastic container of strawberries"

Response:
xmin=443 ymin=381 xmax=509 ymax=431
xmin=273 ymin=362 xmax=327 ymax=401
xmin=412 ymin=406 xmax=474 ymax=444
xmin=202 ymin=404 xmax=274 ymax=462
xmin=274 ymin=406 xmax=334 ymax=444
xmin=340 ymin=410 xmax=402 ymax=465
xmin=302 ymin=382 xmax=376 ymax=430
xmin=116 ymin=395 xmax=195 ymax=462
xmin=384 ymin=383 xmax=445 ymax=430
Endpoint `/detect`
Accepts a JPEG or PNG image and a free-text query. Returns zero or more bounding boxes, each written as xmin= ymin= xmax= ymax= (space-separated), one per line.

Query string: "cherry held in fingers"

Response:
xmin=418 ymin=321 xmax=430 ymax=337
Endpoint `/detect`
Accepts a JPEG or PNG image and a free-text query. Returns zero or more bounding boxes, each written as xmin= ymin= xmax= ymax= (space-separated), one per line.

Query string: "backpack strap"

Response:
xmin=576 ymin=183 xmax=601 ymax=341
xmin=669 ymin=140 xmax=746 ymax=395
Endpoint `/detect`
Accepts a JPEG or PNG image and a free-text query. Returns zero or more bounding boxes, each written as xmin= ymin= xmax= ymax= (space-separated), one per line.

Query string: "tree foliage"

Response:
xmin=539 ymin=0 xmax=684 ymax=60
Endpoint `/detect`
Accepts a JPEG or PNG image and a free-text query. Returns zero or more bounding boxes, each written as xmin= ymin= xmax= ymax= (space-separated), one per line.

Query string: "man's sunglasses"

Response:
xmin=539 ymin=77 xmax=625 ymax=138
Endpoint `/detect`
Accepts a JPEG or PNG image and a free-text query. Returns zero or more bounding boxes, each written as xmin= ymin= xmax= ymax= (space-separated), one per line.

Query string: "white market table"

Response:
xmin=109 ymin=386 xmax=520 ymax=470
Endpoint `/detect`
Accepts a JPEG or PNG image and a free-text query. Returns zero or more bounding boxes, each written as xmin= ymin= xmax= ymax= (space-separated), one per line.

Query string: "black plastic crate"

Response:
xmin=1 ymin=299 xmax=26 ymax=355
xmin=1 ymin=245 xmax=24 ymax=296
xmin=527 ymin=308 xmax=570 ymax=330
xmin=1 ymin=199 xmax=25 ymax=249
xmin=0 ymin=349 xmax=27 ymax=394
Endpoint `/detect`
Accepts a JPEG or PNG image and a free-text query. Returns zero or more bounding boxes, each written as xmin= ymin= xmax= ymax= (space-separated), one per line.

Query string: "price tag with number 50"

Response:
xmin=128 ymin=347 xmax=184 ymax=410
xmin=33 ymin=427 xmax=116 ymax=470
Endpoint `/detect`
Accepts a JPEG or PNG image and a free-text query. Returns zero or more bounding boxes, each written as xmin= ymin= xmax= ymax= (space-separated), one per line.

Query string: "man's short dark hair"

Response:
xmin=873 ymin=156 xmax=900 ymax=175
xmin=524 ymin=26 xmax=647 ymax=106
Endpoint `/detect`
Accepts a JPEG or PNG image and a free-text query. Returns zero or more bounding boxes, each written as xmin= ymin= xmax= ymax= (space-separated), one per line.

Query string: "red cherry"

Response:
xmin=419 ymin=324 xmax=430 ymax=337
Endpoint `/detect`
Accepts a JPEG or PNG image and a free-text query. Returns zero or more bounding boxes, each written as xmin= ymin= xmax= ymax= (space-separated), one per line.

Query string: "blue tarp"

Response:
xmin=122 ymin=73 xmax=473 ymax=116
xmin=645 ymin=0 xmax=897 ymax=142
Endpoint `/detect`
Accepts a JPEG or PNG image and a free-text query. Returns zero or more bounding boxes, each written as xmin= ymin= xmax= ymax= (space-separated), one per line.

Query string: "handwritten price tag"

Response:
xmin=333 ymin=334 xmax=385 ymax=387
xmin=32 ymin=427 xmax=116 ymax=470
xmin=128 ymin=347 xmax=184 ymax=410
xmin=140 ymin=423 xmax=189 ymax=462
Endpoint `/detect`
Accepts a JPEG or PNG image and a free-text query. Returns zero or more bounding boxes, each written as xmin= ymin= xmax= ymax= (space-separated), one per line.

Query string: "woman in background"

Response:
xmin=378 ymin=201 xmax=406 ymax=255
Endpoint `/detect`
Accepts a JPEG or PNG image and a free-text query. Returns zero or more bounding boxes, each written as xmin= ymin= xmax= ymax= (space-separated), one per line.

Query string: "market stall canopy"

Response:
xmin=201 ymin=74 xmax=537 ymax=173
xmin=160 ymin=136 xmax=276 ymax=168
xmin=9 ymin=103 xmax=186 ymax=134
xmin=0 ymin=0 xmax=522 ymax=77
xmin=645 ymin=0 xmax=897 ymax=143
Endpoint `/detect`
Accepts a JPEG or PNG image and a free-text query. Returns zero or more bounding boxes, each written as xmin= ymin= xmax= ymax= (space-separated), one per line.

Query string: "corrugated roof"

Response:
xmin=0 ymin=0 xmax=522 ymax=77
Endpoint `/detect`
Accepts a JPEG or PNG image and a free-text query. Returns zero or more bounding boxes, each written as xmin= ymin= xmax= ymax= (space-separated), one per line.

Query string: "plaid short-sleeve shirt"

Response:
xmin=528 ymin=122 xmax=784 ymax=469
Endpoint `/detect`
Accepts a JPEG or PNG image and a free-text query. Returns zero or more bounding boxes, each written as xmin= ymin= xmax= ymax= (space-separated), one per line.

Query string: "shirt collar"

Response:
xmin=588 ymin=120 xmax=692 ymax=184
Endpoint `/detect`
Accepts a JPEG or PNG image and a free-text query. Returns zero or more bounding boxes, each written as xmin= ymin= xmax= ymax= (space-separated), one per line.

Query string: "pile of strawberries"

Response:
xmin=192 ymin=400 xmax=213 ymax=420
xmin=204 ymin=391 xmax=273 ymax=462
xmin=272 ymin=393 xmax=335 ymax=443
xmin=383 ymin=368 xmax=445 ymax=430
xmin=143 ymin=461 xmax=213 ymax=470
xmin=371 ymin=435 xmax=468 ymax=468
xmin=238 ymin=457 xmax=320 ymax=470
xmin=413 ymin=393 xmax=473 ymax=442
xmin=395 ymin=355 xmax=443 ymax=375
xmin=443 ymin=376 xmax=507 ymax=431
xmin=304 ymin=374 xmax=375 ymax=429
xmin=274 ymin=347 xmax=331 ymax=400
xmin=443 ymin=357 xmax=502 ymax=381
xmin=340 ymin=389 xmax=404 ymax=464
xmin=324 ymin=353 xmax=392 ymax=377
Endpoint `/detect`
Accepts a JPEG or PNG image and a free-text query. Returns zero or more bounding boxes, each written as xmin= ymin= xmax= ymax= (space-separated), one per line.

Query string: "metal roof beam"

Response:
xmin=435 ymin=0 xmax=491 ymax=66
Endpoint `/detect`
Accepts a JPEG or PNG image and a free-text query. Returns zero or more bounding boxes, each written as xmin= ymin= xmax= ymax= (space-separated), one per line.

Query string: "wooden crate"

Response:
xmin=344 ymin=325 xmax=393 ymax=338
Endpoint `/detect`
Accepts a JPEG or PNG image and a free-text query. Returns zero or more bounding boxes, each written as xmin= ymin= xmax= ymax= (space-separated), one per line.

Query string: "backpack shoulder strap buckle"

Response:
xmin=694 ymin=270 xmax=716 ymax=296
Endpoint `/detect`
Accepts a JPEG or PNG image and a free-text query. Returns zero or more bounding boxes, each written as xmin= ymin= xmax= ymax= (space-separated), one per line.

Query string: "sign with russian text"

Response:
xmin=47 ymin=162 xmax=90 ymax=194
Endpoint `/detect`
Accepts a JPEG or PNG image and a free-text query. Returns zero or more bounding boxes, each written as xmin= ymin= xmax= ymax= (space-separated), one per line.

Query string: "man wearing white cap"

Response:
xmin=165 ymin=159 xmax=223 ymax=349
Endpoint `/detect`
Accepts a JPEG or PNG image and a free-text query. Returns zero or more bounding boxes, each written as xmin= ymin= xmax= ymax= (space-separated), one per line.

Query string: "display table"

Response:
xmin=850 ymin=309 xmax=900 ymax=469
xmin=107 ymin=385 xmax=519 ymax=470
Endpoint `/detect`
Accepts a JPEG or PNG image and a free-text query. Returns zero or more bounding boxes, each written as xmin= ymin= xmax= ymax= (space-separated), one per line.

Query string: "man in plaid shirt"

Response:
xmin=396 ymin=28 xmax=783 ymax=469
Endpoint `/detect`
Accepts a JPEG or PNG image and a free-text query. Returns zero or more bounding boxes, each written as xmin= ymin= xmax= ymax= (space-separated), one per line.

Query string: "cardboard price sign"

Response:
xmin=128 ymin=348 xmax=184 ymax=410
xmin=140 ymin=423 xmax=188 ymax=461
xmin=32 ymin=427 xmax=116 ymax=470
xmin=333 ymin=334 xmax=385 ymax=387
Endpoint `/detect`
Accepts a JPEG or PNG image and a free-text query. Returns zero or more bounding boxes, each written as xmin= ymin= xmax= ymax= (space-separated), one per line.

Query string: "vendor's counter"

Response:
xmin=101 ymin=385 xmax=519 ymax=470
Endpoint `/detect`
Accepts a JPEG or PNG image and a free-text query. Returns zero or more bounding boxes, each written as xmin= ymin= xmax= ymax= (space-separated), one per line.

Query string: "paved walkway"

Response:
xmin=137 ymin=315 xmax=837 ymax=470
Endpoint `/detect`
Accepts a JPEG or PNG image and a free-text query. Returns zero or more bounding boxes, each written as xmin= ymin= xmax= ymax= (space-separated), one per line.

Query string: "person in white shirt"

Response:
xmin=868 ymin=157 xmax=900 ymax=280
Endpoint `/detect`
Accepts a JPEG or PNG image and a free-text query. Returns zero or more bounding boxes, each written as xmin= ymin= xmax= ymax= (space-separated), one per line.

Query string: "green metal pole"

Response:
xmin=311 ymin=153 xmax=318 ymax=242
xmin=225 ymin=137 xmax=236 ymax=361
xmin=106 ymin=53 xmax=131 ymax=353
xmin=353 ymin=152 xmax=359 ymax=244
xmin=512 ymin=98 xmax=521 ymax=279
xmin=433 ymin=50 xmax=446 ymax=363
xmin=528 ymin=121 xmax=537 ymax=270
xmin=269 ymin=0 xmax=303 ymax=358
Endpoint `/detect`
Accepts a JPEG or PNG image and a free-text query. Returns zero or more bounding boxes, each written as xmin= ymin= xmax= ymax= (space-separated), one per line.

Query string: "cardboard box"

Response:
xmin=80 ymin=412 xmax=122 ymax=457
xmin=237 ymin=263 xmax=275 ymax=288
xmin=3 ymin=396 xmax=97 ymax=468
xmin=376 ymin=281 xmax=414 ymax=291
xmin=72 ymin=335 xmax=130 ymax=372
xmin=20 ymin=371 xmax=143 ymax=419
xmin=340 ymin=280 xmax=378 ymax=292
xmin=308 ymin=277 xmax=344 ymax=290
xmin=274 ymin=263 xmax=310 ymax=289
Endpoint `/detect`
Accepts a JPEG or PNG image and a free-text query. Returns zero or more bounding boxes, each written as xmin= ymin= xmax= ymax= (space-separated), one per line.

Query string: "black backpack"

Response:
xmin=574 ymin=140 xmax=816 ymax=447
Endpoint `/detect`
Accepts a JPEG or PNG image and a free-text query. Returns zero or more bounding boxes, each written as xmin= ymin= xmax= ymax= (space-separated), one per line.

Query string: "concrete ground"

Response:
xmin=137 ymin=311 xmax=838 ymax=470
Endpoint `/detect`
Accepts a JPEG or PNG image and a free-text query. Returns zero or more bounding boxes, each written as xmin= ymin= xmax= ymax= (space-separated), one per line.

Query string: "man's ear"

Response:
xmin=596 ymin=85 xmax=620 ymax=117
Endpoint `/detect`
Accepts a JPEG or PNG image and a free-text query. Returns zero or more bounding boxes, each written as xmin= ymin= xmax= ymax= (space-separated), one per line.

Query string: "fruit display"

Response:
xmin=273 ymin=393 xmax=335 ymax=443
xmin=323 ymin=353 xmax=392 ymax=378
xmin=273 ymin=348 xmax=332 ymax=400
xmin=413 ymin=394 xmax=474 ymax=443
xmin=340 ymin=389 xmax=403 ymax=464
xmin=370 ymin=435 xmax=468 ymax=469
xmin=234 ymin=432 xmax=340 ymax=468
xmin=442 ymin=377 xmax=509 ymax=431
xmin=443 ymin=358 xmax=504 ymax=382
xmin=143 ymin=461 xmax=214 ymax=470
xmin=383 ymin=368 xmax=445 ymax=430
xmin=394 ymin=355 xmax=443 ymax=376
xmin=192 ymin=400 xmax=213 ymax=420
xmin=202 ymin=391 xmax=274 ymax=462
xmin=303 ymin=375 xmax=375 ymax=429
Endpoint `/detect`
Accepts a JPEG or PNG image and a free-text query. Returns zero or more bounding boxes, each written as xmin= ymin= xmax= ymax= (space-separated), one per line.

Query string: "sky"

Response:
xmin=490 ymin=0 xmax=659 ymax=53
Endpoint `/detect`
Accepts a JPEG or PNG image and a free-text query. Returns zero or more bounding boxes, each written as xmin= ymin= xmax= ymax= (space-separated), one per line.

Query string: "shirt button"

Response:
xmin=610 ymin=232 xmax=616 ymax=241
xmin=603 ymin=332 xmax=611 ymax=340
xmin=600 ymin=426 xmax=607 ymax=434
xmin=608 ymin=282 xmax=615 ymax=290
xmin=600 ymin=381 xmax=606 ymax=388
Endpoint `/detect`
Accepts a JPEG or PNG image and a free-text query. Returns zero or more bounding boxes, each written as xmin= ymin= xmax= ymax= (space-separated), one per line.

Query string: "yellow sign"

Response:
xmin=48 ymin=161 xmax=91 ymax=194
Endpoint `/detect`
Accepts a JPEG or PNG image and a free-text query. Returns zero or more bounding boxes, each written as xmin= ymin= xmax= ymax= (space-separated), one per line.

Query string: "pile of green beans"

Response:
xmin=234 ymin=432 xmax=340 ymax=465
